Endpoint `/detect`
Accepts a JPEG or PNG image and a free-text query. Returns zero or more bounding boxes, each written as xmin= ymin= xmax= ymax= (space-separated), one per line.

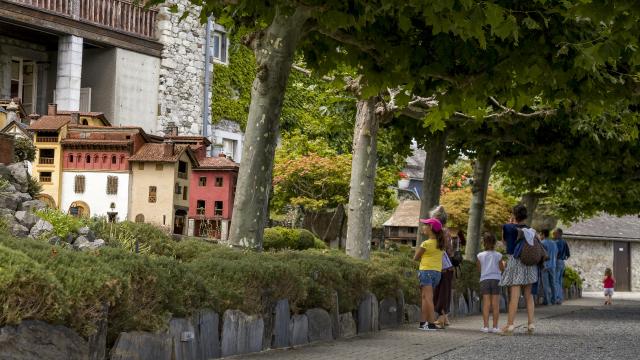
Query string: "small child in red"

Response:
xmin=603 ymin=268 xmax=615 ymax=305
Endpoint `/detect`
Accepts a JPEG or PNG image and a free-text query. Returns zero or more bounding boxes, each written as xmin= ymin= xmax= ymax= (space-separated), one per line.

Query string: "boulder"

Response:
xmin=78 ymin=239 xmax=105 ymax=251
xmin=15 ymin=210 xmax=38 ymax=229
xmin=168 ymin=318 xmax=198 ymax=360
xmin=306 ymin=308 xmax=332 ymax=343
xmin=11 ymin=223 xmax=30 ymax=237
xmin=0 ymin=208 xmax=15 ymax=217
xmin=330 ymin=291 xmax=340 ymax=340
xmin=110 ymin=332 xmax=172 ymax=360
xmin=29 ymin=219 xmax=54 ymax=238
xmin=0 ymin=192 xmax=22 ymax=211
xmin=78 ymin=226 xmax=96 ymax=241
xmin=1 ymin=182 xmax=16 ymax=192
xmin=195 ymin=310 xmax=220 ymax=360
xmin=289 ymin=314 xmax=309 ymax=347
xmin=396 ymin=290 xmax=405 ymax=325
xmin=272 ymin=299 xmax=290 ymax=349
xmin=404 ymin=304 xmax=421 ymax=323
xmin=0 ymin=320 xmax=89 ymax=360
xmin=379 ymin=297 xmax=400 ymax=329
xmin=7 ymin=163 xmax=28 ymax=190
xmin=357 ymin=292 xmax=379 ymax=334
xmin=88 ymin=304 xmax=108 ymax=360
xmin=48 ymin=236 xmax=62 ymax=245
xmin=220 ymin=310 xmax=263 ymax=357
xmin=338 ymin=313 xmax=357 ymax=339
xmin=456 ymin=294 xmax=469 ymax=316
xmin=73 ymin=235 xmax=90 ymax=249
xmin=19 ymin=199 xmax=46 ymax=213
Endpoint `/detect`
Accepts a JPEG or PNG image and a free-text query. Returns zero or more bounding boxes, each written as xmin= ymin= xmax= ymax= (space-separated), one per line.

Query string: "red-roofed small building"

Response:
xmin=188 ymin=154 xmax=238 ymax=240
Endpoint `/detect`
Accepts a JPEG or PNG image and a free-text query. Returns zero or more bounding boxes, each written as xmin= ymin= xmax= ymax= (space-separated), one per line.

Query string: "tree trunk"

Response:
xmin=418 ymin=130 xmax=448 ymax=243
xmin=345 ymin=97 xmax=380 ymax=260
xmin=521 ymin=192 xmax=540 ymax=227
xmin=228 ymin=7 xmax=310 ymax=249
xmin=464 ymin=152 xmax=495 ymax=261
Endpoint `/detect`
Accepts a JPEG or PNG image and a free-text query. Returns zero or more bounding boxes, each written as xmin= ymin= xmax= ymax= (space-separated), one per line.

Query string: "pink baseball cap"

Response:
xmin=419 ymin=218 xmax=442 ymax=232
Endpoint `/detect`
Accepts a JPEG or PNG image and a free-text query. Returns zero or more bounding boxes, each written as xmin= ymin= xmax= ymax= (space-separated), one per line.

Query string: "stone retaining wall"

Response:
xmin=566 ymin=238 xmax=613 ymax=291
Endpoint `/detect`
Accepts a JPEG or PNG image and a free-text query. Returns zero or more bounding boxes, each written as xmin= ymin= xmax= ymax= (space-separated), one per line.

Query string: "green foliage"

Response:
xmin=263 ymin=227 xmax=319 ymax=251
xmin=563 ymin=265 xmax=583 ymax=289
xmin=89 ymin=219 xmax=175 ymax=256
xmin=441 ymin=159 xmax=472 ymax=194
xmin=35 ymin=208 xmax=83 ymax=239
xmin=440 ymin=188 xmax=514 ymax=236
xmin=26 ymin=176 xmax=42 ymax=198
xmin=369 ymin=250 xmax=419 ymax=305
xmin=454 ymin=260 xmax=481 ymax=295
xmin=13 ymin=137 xmax=35 ymax=163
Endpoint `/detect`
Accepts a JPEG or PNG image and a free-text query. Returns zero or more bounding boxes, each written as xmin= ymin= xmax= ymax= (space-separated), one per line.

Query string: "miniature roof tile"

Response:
xmin=196 ymin=156 xmax=239 ymax=169
xmin=128 ymin=143 xmax=193 ymax=163
xmin=383 ymin=200 xmax=421 ymax=227
xmin=27 ymin=116 xmax=70 ymax=130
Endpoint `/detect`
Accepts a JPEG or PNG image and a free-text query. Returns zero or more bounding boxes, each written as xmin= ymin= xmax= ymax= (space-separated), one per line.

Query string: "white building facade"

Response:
xmin=60 ymin=171 xmax=130 ymax=221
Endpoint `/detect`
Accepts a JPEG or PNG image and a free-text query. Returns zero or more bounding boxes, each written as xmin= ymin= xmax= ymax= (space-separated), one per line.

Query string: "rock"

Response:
xmin=306 ymin=308 xmax=332 ymax=343
xmin=110 ymin=332 xmax=172 ymax=360
xmin=379 ymin=297 xmax=400 ymax=329
xmin=78 ymin=226 xmax=96 ymax=241
xmin=457 ymin=294 xmax=469 ymax=316
xmin=288 ymin=314 xmax=309 ymax=347
xmin=88 ymin=304 xmax=108 ymax=360
xmin=470 ymin=291 xmax=481 ymax=314
xmin=0 ymin=192 xmax=22 ymax=211
xmin=195 ymin=310 xmax=220 ymax=360
xmin=330 ymin=291 xmax=340 ymax=340
xmin=0 ymin=320 xmax=89 ymax=360
xmin=272 ymin=299 xmax=290 ymax=348
xmin=11 ymin=223 xmax=30 ymax=237
xmin=7 ymin=163 xmax=28 ymax=190
xmin=78 ymin=239 xmax=105 ymax=251
xmin=500 ymin=295 xmax=507 ymax=313
xmin=357 ymin=292 xmax=379 ymax=334
xmin=0 ymin=208 xmax=15 ymax=216
xmin=396 ymin=290 xmax=405 ymax=325
xmin=15 ymin=210 xmax=38 ymax=229
xmin=1 ymin=182 xmax=16 ymax=192
xmin=338 ymin=313 xmax=357 ymax=339
xmin=169 ymin=318 xmax=198 ymax=360
xmin=404 ymin=304 xmax=421 ymax=323
xmin=66 ymin=233 xmax=76 ymax=243
xmin=73 ymin=235 xmax=90 ymax=249
xmin=48 ymin=236 xmax=62 ymax=245
xmin=220 ymin=310 xmax=263 ymax=357
xmin=19 ymin=199 xmax=46 ymax=213
xmin=29 ymin=219 xmax=54 ymax=238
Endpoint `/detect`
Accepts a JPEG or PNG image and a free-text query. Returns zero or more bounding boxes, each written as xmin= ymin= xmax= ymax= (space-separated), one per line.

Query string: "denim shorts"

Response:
xmin=418 ymin=270 xmax=441 ymax=287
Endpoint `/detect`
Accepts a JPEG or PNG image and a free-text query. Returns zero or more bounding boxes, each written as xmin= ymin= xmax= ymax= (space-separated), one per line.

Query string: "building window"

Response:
xmin=112 ymin=155 xmax=117 ymax=164
xmin=196 ymin=200 xmax=205 ymax=215
xmin=222 ymin=138 xmax=237 ymax=160
xmin=74 ymin=175 xmax=85 ymax=193
xmin=69 ymin=154 xmax=74 ymax=163
xmin=214 ymin=201 xmax=223 ymax=216
xmin=156 ymin=163 xmax=163 ymax=171
xmin=407 ymin=227 xmax=416 ymax=234
xmin=215 ymin=177 xmax=223 ymax=187
xmin=39 ymin=148 xmax=55 ymax=165
xmin=182 ymin=186 xmax=188 ymax=200
xmin=138 ymin=163 xmax=144 ymax=170
xmin=148 ymin=186 xmax=157 ymax=203
xmin=86 ymin=154 xmax=91 ymax=163
xmin=211 ymin=30 xmax=228 ymax=64
xmin=106 ymin=176 xmax=118 ymax=195
xmin=135 ymin=214 xmax=145 ymax=223
xmin=102 ymin=155 xmax=107 ymax=164
xmin=81 ymin=119 xmax=89 ymax=125
xmin=39 ymin=171 xmax=52 ymax=183
xmin=178 ymin=160 xmax=187 ymax=179
xmin=199 ymin=177 xmax=207 ymax=186
xmin=174 ymin=183 xmax=181 ymax=194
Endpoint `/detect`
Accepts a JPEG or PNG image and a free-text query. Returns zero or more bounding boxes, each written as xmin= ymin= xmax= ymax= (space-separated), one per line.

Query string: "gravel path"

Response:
xmin=433 ymin=303 xmax=640 ymax=360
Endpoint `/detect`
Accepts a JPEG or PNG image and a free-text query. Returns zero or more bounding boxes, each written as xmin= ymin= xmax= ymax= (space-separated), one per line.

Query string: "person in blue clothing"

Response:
xmin=540 ymin=229 xmax=558 ymax=305
xmin=553 ymin=228 xmax=571 ymax=304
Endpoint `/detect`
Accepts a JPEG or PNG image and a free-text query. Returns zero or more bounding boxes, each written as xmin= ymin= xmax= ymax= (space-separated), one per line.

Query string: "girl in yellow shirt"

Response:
xmin=413 ymin=218 xmax=445 ymax=331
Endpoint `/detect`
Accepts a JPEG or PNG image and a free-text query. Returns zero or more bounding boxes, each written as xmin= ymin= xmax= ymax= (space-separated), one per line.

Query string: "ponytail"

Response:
xmin=434 ymin=229 xmax=445 ymax=250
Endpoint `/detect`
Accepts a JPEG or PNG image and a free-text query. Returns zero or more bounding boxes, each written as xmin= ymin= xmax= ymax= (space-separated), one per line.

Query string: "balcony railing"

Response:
xmin=177 ymin=172 xmax=188 ymax=180
xmin=39 ymin=157 xmax=55 ymax=165
xmin=36 ymin=136 xmax=59 ymax=143
xmin=39 ymin=176 xmax=52 ymax=183
xmin=7 ymin=0 xmax=158 ymax=39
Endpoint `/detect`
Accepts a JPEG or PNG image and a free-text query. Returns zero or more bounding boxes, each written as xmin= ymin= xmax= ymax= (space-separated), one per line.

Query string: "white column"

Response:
xmin=55 ymin=35 xmax=83 ymax=111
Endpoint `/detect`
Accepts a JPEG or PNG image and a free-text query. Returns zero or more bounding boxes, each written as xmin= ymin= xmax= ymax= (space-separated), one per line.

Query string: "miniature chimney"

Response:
xmin=47 ymin=103 xmax=57 ymax=116
xmin=218 ymin=153 xmax=226 ymax=158
xmin=28 ymin=113 xmax=41 ymax=126
xmin=70 ymin=113 xmax=80 ymax=125
xmin=164 ymin=121 xmax=179 ymax=137
xmin=163 ymin=139 xmax=174 ymax=157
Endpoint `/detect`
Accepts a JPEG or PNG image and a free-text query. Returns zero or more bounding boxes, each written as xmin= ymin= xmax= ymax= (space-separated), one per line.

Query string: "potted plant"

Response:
xmin=397 ymin=171 xmax=410 ymax=189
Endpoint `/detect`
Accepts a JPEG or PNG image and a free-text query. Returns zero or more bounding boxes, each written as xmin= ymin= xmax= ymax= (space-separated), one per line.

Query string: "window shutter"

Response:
xmin=106 ymin=176 xmax=118 ymax=195
xmin=148 ymin=186 xmax=157 ymax=203
xmin=74 ymin=175 xmax=85 ymax=193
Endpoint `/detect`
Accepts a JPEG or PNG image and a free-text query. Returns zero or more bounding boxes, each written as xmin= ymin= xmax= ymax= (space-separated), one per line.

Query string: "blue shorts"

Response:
xmin=418 ymin=270 xmax=441 ymax=287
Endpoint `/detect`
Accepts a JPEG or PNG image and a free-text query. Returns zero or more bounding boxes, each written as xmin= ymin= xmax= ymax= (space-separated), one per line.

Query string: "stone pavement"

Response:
xmin=238 ymin=296 xmax=621 ymax=360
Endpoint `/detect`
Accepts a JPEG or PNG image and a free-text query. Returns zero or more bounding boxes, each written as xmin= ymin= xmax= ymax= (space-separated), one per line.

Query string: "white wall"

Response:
xmin=114 ymin=48 xmax=160 ymax=134
xmin=61 ymin=171 xmax=130 ymax=220
xmin=82 ymin=48 xmax=116 ymax=120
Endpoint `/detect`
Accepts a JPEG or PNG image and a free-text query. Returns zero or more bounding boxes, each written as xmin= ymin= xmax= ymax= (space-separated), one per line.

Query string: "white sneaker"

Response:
xmin=490 ymin=328 xmax=502 ymax=333
xmin=480 ymin=327 xmax=489 ymax=333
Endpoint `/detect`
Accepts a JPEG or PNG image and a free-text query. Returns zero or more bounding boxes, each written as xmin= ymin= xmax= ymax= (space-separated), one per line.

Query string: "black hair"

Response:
xmin=513 ymin=204 xmax=528 ymax=222
xmin=541 ymin=229 xmax=550 ymax=238
xmin=555 ymin=228 xmax=563 ymax=236
xmin=483 ymin=232 xmax=497 ymax=250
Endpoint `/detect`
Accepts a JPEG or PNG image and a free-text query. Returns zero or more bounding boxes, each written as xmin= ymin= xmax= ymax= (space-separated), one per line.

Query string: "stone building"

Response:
xmin=564 ymin=214 xmax=640 ymax=292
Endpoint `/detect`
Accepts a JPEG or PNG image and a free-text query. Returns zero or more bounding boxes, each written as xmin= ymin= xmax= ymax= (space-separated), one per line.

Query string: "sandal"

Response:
xmin=499 ymin=325 xmax=514 ymax=336
xmin=433 ymin=320 xmax=445 ymax=329
xmin=527 ymin=324 xmax=535 ymax=335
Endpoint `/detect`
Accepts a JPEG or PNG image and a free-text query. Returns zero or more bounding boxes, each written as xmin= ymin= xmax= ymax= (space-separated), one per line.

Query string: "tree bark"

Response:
xmin=520 ymin=192 xmax=540 ymax=227
xmin=418 ymin=130 xmax=448 ymax=242
xmin=345 ymin=96 xmax=380 ymax=260
xmin=228 ymin=7 xmax=310 ymax=249
xmin=464 ymin=152 xmax=495 ymax=261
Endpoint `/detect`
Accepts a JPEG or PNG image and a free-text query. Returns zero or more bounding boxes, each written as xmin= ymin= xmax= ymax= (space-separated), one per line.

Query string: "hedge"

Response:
xmin=263 ymin=226 xmax=327 ymax=251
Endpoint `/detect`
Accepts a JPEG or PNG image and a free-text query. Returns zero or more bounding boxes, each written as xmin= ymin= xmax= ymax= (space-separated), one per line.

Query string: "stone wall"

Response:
xmin=632 ymin=242 xmax=640 ymax=292
xmin=156 ymin=0 xmax=206 ymax=136
xmin=566 ymin=238 xmax=613 ymax=291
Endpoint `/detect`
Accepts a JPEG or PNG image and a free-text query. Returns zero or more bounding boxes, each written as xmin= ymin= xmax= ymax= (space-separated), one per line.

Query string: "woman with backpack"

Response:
xmin=499 ymin=204 xmax=538 ymax=335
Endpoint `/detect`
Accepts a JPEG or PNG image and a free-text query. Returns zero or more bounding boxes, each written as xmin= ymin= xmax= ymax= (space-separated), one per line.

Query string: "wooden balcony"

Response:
xmin=36 ymin=136 xmax=59 ymax=143
xmin=177 ymin=172 xmax=188 ymax=180
xmin=6 ymin=0 xmax=157 ymax=39
xmin=39 ymin=157 xmax=55 ymax=165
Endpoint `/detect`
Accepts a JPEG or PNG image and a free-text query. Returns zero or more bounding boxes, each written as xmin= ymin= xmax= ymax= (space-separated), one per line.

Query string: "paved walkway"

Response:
xmin=238 ymin=296 xmax=639 ymax=360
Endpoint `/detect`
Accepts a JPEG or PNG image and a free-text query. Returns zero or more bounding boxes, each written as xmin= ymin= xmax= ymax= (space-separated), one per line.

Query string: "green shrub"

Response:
xmin=35 ymin=208 xmax=83 ymax=239
xmin=313 ymin=238 xmax=328 ymax=249
xmin=455 ymin=260 xmax=481 ymax=295
xmin=13 ymin=137 xmax=36 ymax=162
xmin=27 ymin=177 xmax=43 ymax=198
xmin=370 ymin=250 xmax=419 ymax=305
xmin=563 ymin=265 xmax=583 ymax=289
xmin=263 ymin=227 xmax=322 ymax=251
xmin=90 ymin=219 xmax=176 ymax=256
